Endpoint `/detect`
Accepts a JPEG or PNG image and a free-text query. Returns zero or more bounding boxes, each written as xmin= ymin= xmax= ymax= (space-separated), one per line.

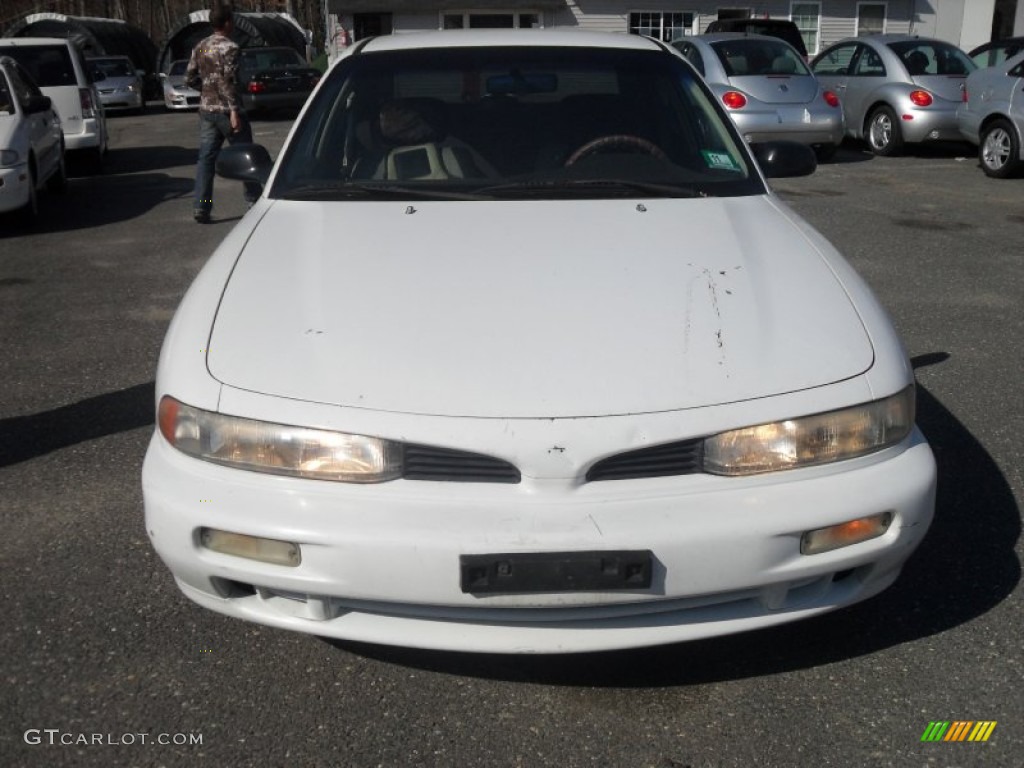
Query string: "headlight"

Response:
xmin=703 ymin=386 xmax=915 ymax=476
xmin=0 ymin=149 xmax=21 ymax=167
xmin=157 ymin=396 xmax=402 ymax=482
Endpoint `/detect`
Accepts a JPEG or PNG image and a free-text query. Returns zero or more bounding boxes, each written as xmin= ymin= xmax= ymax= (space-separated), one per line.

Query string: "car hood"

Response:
xmin=207 ymin=197 xmax=874 ymax=418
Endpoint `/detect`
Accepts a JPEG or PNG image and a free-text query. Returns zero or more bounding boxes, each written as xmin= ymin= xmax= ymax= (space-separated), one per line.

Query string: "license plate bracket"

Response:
xmin=459 ymin=550 xmax=653 ymax=594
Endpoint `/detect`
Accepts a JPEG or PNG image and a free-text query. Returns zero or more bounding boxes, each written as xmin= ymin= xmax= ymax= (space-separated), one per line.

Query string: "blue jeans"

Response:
xmin=193 ymin=111 xmax=262 ymax=214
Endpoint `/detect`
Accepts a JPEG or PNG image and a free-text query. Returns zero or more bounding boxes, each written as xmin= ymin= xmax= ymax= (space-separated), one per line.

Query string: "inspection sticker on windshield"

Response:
xmin=701 ymin=151 xmax=740 ymax=171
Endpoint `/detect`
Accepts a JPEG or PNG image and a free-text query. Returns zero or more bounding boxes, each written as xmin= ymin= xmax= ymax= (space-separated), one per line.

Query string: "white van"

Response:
xmin=0 ymin=37 xmax=108 ymax=171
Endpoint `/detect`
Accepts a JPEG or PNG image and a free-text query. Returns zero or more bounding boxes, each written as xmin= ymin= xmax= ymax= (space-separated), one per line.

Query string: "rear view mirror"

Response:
xmin=91 ymin=69 xmax=106 ymax=83
xmin=217 ymin=143 xmax=274 ymax=185
xmin=752 ymin=141 xmax=817 ymax=178
xmin=24 ymin=95 xmax=53 ymax=114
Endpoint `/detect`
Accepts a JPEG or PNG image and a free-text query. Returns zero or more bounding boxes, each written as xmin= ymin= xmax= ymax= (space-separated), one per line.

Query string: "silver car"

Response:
xmin=812 ymin=34 xmax=975 ymax=156
xmin=957 ymin=50 xmax=1024 ymax=177
xmin=161 ymin=60 xmax=199 ymax=111
xmin=672 ymin=33 xmax=844 ymax=160
xmin=88 ymin=55 xmax=144 ymax=114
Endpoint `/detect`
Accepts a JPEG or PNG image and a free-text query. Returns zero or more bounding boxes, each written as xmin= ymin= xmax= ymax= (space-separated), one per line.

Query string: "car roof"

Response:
xmin=0 ymin=37 xmax=74 ymax=47
xmin=696 ymin=32 xmax=798 ymax=46
xmin=359 ymin=29 xmax=662 ymax=54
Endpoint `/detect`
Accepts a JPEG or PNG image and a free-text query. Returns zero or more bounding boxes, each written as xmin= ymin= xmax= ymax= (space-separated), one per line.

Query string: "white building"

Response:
xmin=326 ymin=1 xmax=1024 ymax=58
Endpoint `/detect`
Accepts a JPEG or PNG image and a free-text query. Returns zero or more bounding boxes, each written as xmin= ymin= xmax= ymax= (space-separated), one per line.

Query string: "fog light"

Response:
xmin=200 ymin=528 xmax=301 ymax=566
xmin=801 ymin=512 xmax=893 ymax=555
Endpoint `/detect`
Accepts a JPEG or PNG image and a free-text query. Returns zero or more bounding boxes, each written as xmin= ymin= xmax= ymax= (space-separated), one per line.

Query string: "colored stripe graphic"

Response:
xmin=969 ymin=722 xmax=997 ymax=742
xmin=921 ymin=721 xmax=996 ymax=742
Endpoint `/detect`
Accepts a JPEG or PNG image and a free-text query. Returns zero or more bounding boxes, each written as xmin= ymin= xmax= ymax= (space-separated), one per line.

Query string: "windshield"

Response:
xmin=91 ymin=58 xmax=134 ymax=77
xmin=169 ymin=60 xmax=188 ymax=76
xmin=712 ymin=39 xmax=810 ymax=76
xmin=0 ymin=71 xmax=13 ymax=115
xmin=272 ymin=46 xmax=761 ymax=201
xmin=888 ymin=41 xmax=976 ymax=76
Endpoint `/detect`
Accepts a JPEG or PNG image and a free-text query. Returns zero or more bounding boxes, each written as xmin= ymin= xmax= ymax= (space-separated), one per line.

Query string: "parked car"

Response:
xmin=237 ymin=46 xmax=320 ymax=115
xmin=0 ymin=37 xmax=107 ymax=172
xmin=703 ymin=17 xmax=808 ymax=59
xmin=811 ymin=34 xmax=975 ymax=155
xmin=143 ymin=29 xmax=935 ymax=655
xmin=0 ymin=55 xmax=66 ymax=225
xmin=160 ymin=59 xmax=200 ymax=111
xmin=672 ymin=33 xmax=843 ymax=160
xmin=969 ymin=36 xmax=1024 ymax=68
xmin=88 ymin=54 xmax=144 ymax=114
xmin=957 ymin=50 xmax=1024 ymax=177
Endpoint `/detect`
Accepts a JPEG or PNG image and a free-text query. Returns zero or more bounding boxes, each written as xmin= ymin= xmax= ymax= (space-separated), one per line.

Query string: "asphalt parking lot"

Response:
xmin=0 ymin=109 xmax=1021 ymax=768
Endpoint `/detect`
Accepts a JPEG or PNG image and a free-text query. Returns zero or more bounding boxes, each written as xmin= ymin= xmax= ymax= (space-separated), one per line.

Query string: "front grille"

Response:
xmin=586 ymin=439 xmax=703 ymax=482
xmin=403 ymin=444 xmax=521 ymax=484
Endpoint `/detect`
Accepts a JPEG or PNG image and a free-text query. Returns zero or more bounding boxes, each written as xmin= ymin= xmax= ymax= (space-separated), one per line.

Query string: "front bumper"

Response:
xmin=164 ymin=90 xmax=200 ymax=110
xmin=143 ymin=428 xmax=936 ymax=653
xmin=0 ymin=165 xmax=31 ymax=213
xmin=99 ymin=90 xmax=143 ymax=111
xmin=730 ymin=105 xmax=844 ymax=147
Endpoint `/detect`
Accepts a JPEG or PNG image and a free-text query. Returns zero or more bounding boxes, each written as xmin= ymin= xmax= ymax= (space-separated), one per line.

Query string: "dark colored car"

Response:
xmin=969 ymin=36 xmax=1024 ymax=68
xmin=703 ymin=18 xmax=808 ymax=59
xmin=237 ymin=47 xmax=319 ymax=116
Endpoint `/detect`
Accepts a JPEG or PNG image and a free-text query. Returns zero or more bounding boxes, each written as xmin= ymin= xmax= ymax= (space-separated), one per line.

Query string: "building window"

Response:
xmin=790 ymin=2 xmax=820 ymax=55
xmin=353 ymin=13 xmax=392 ymax=40
xmin=856 ymin=3 xmax=886 ymax=36
xmin=441 ymin=11 xmax=542 ymax=30
xmin=628 ymin=12 xmax=695 ymax=41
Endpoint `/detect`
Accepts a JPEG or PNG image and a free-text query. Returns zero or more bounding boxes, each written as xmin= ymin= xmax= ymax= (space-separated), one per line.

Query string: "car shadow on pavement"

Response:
xmin=0 ymin=171 xmax=194 ymax=236
xmin=328 ymin=374 xmax=1020 ymax=686
xmin=89 ymin=145 xmax=199 ymax=175
xmin=0 ymin=381 xmax=154 ymax=468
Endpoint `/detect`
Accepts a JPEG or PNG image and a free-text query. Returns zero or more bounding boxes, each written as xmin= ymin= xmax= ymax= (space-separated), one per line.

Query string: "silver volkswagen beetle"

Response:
xmin=812 ymin=34 xmax=975 ymax=155
xmin=673 ymin=33 xmax=844 ymax=160
xmin=957 ymin=49 xmax=1024 ymax=177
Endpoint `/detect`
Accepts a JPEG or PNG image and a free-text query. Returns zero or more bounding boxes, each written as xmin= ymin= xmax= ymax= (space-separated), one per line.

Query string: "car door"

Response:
xmin=1009 ymin=59 xmax=1024 ymax=154
xmin=7 ymin=62 xmax=61 ymax=179
xmin=812 ymin=43 xmax=858 ymax=133
xmin=842 ymin=44 xmax=889 ymax=138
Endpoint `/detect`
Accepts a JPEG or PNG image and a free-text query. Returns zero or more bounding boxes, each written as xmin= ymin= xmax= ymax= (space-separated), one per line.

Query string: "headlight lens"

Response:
xmin=703 ymin=386 xmax=915 ymax=476
xmin=0 ymin=149 xmax=21 ymax=167
xmin=158 ymin=396 xmax=402 ymax=482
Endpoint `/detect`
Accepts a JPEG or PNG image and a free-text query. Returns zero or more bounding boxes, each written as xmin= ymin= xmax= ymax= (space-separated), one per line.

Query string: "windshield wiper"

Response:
xmin=475 ymin=178 xmax=711 ymax=198
xmin=279 ymin=182 xmax=488 ymax=201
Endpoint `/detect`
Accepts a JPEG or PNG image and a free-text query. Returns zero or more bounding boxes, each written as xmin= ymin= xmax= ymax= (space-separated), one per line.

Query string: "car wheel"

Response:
xmin=979 ymin=118 xmax=1022 ymax=179
xmin=15 ymin=163 xmax=39 ymax=228
xmin=47 ymin=143 xmax=68 ymax=193
xmin=867 ymin=106 xmax=903 ymax=156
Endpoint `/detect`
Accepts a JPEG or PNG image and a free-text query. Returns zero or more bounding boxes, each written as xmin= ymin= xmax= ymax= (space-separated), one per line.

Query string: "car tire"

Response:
xmin=979 ymin=118 xmax=1022 ymax=179
xmin=867 ymin=106 xmax=903 ymax=156
xmin=14 ymin=163 xmax=39 ymax=229
xmin=46 ymin=143 xmax=68 ymax=193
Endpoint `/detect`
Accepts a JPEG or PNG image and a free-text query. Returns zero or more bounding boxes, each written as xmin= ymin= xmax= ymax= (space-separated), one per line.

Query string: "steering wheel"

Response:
xmin=565 ymin=134 xmax=668 ymax=166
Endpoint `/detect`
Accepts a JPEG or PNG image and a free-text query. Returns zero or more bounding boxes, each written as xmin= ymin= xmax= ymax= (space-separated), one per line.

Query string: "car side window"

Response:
xmin=813 ymin=44 xmax=857 ymax=75
xmin=852 ymin=46 xmax=886 ymax=76
xmin=0 ymin=70 xmax=13 ymax=114
xmin=680 ymin=43 xmax=705 ymax=77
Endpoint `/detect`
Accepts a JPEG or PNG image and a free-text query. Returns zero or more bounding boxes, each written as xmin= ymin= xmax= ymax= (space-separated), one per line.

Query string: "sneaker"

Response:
xmin=194 ymin=209 xmax=211 ymax=224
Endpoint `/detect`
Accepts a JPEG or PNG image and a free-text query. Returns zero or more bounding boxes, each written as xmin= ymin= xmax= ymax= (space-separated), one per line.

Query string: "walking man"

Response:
xmin=186 ymin=5 xmax=261 ymax=223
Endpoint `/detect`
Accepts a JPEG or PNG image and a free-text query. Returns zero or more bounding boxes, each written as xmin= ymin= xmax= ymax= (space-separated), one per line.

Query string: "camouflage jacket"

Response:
xmin=185 ymin=32 xmax=241 ymax=113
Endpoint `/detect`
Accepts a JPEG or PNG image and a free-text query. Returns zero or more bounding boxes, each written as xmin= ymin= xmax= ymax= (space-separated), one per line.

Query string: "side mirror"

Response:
xmin=752 ymin=141 xmax=817 ymax=178
xmin=25 ymin=95 xmax=53 ymax=114
xmin=216 ymin=143 xmax=274 ymax=185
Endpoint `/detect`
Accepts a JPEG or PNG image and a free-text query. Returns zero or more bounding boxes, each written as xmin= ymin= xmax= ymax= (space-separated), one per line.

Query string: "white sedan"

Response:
xmin=143 ymin=30 xmax=936 ymax=654
xmin=0 ymin=55 xmax=65 ymax=224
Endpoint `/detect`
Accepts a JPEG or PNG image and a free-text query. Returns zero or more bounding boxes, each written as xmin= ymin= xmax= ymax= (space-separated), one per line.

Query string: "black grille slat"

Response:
xmin=586 ymin=439 xmax=703 ymax=482
xmin=403 ymin=444 xmax=521 ymax=484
